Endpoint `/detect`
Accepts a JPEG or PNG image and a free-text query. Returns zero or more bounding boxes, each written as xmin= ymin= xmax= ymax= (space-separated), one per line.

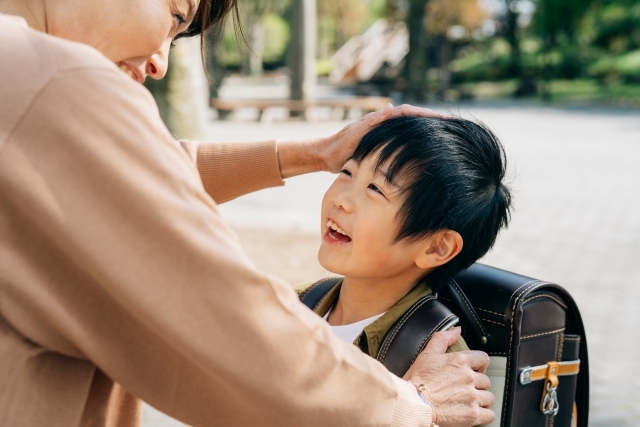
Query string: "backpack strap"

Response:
xmin=377 ymin=296 xmax=459 ymax=377
xmin=299 ymin=277 xmax=342 ymax=311
xmin=300 ymin=277 xmax=459 ymax=378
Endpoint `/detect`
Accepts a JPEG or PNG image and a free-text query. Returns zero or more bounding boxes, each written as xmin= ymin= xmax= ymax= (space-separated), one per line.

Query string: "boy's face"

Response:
xmin=318 ymin=153 xmax=432 ymax=282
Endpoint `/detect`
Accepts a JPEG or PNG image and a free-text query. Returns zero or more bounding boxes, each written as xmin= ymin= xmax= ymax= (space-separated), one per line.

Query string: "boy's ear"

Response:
xmin=414 ymin=230 xmax=463 ymax=270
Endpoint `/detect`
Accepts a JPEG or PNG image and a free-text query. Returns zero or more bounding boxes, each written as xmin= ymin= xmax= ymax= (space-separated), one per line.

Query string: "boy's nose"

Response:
xmin=332 ymin=189 xmax=354 ymax=213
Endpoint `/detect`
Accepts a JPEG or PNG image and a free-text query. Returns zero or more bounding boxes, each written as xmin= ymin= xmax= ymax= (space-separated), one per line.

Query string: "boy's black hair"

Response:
xmin=352 ymin=116 xmax=511 ymax=289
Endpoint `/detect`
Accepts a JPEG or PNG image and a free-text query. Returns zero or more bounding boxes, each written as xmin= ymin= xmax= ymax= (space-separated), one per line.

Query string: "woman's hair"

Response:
xmin=352 ymin=116 xmax=512 ymax=290
xmin=175 ymin=0 xmax=239 ymax=40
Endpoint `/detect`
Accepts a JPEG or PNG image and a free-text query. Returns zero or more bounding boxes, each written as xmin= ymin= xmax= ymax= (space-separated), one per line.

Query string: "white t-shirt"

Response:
xmin=323 ymin=309 xmax=386 ymax=344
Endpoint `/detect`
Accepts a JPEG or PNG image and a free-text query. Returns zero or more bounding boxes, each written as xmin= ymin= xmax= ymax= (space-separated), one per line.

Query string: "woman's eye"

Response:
xmin=368 ymin=184 xmax=384 ymax=196
xmin=174 ymin=14 xmax=187 ymax=26
xmin=340 ymin=169 xmax=352 ymax=177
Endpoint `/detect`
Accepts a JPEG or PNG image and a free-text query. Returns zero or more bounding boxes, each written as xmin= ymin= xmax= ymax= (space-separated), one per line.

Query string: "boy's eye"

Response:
xmin=368 ymin=183 xmax=384 ymax=196
xmin=340 ymin=168 xmax=352 ymax=177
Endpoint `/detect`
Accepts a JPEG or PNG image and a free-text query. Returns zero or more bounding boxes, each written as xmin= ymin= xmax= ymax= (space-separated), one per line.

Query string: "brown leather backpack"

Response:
xmin=300 ymin=263 xmax=588 ymax=427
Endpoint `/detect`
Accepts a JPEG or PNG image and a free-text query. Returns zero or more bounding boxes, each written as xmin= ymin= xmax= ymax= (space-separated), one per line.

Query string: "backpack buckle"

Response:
xmin=541 ymin=382 xmax=560 ymax=415
xmin=540 ymin=361 xmax=560 ymax=416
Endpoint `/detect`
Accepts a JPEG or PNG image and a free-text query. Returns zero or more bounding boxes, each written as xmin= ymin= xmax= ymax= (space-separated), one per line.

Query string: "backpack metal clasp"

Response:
xmin=540 ymin=361 xmax=560 ymax=416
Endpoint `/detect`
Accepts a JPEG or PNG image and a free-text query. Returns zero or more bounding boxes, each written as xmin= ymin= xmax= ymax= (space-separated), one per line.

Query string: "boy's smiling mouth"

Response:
xmin=325 ymin=219 xmax=352 ymax=243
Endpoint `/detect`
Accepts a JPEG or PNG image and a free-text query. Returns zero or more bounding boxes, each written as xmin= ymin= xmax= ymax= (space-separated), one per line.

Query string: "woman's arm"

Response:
xmin=276 ymin=104 xmax=450 ymax=178
xmin=2 ymin=66 xmax=436 ymax=427
xmin=181 ymin=105 xmax=448 ymax=204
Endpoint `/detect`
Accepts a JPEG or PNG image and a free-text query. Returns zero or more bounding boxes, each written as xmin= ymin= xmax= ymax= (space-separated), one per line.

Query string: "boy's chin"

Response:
xmin=317 ymin=250 xmax=347 ymax=276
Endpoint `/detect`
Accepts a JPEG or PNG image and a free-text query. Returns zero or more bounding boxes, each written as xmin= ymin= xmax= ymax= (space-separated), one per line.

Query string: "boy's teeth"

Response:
xmin=327 ymin=219 xmax=348 ymax=236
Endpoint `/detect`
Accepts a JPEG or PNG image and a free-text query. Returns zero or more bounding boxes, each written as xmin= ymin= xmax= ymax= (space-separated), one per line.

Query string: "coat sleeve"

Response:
xmin=178 ymin=139 xmax=285 ymax=204
xmin=0 ymin=67 xmax=432 ymax=427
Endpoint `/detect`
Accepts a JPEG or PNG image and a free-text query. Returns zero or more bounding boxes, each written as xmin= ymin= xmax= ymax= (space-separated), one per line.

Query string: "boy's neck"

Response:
xmin=327 ymin=275 xmax=422 ymax=326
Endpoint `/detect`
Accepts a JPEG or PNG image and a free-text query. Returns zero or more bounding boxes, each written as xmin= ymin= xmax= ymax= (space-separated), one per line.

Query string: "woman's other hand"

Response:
xmin=404 ymin=327 xmax=495 ymax=427
xmin=317 ymin=104 xmax=450 ymax=173
xmin=277 ymin=104 xmax=450 ymax=178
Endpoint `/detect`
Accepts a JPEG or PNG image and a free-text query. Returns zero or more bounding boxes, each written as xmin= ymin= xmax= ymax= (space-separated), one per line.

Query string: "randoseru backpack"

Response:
xmin=299 ymin=263 xmax=588 ymax=427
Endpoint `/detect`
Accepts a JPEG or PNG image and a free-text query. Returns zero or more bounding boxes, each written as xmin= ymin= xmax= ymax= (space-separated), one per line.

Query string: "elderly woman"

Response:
xmin=0 ymin=1 xmax=496 ymax=427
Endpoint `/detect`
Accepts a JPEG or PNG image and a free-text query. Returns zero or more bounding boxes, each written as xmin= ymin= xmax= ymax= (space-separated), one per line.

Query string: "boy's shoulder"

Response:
xmin=294 ymin=282 xmax=314 ymax=296
xmin=295 ymin=277 xmax=344 ymax=297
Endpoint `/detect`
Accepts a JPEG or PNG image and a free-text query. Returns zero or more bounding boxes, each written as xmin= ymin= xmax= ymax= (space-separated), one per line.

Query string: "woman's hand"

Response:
xmin=276 ymin=104 xmax=450 ymax=178
xmin=404 ymin=328 xmax=495 ymax=427
xmin=316 ymin=104 xmax=450 ymax=173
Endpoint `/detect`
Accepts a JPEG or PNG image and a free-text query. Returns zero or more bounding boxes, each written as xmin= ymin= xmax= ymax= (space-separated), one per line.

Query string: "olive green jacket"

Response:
xmin=296 ymin=278 xmax=469 ymax=360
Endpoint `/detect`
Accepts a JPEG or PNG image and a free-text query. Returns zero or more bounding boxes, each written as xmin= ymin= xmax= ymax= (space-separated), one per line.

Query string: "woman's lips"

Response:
xmin=117 ymin=62 xmax=143 ymax=83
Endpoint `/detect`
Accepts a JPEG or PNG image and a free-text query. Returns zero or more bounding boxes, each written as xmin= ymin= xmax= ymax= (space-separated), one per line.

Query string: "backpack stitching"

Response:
xmin=482 ymin=318 xmax=506 ymax=327
xmin=377 ymin=296 xmax=435 ymax=362
xmin=502 ymin=280 xmax=544 ymax=427
xmin=521 ymin=328 xmax=565 ymax=340
xmin=409 ymin=315 xmax=458 ymax=365
xmin=523 ymin=293 xmax=568 ymax=309
xmin=450 ymin=279 xmax=488 ymax=336
xmin=476 ymin=307 xmax=505 ymax=317
xmin=298 ymin=277 xmax=341 ymax=309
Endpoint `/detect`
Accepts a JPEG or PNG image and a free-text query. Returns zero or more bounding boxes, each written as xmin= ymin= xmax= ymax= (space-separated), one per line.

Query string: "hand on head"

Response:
xmin=404 ymin=327 xmax=495 ymax=427
xmin=316 ymin=104 xmax=452 ymax=173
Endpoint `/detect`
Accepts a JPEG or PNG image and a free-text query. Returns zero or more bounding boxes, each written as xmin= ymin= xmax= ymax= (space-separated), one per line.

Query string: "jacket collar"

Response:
xmin=312 ymin=278 xmax=434 ymax=358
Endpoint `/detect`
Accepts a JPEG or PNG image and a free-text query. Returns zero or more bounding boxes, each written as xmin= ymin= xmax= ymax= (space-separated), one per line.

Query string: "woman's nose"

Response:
xmin=146 ymin=40 xmax=171 ymax=80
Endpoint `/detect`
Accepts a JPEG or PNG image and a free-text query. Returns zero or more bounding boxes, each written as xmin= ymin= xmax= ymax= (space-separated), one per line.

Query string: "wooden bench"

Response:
xmin=211 ymin=96 xmax=392 ymax=121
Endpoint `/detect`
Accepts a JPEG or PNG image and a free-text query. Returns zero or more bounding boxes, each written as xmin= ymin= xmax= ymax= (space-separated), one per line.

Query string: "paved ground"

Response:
xmin=144 ymin=102 xmax=640 ymax=426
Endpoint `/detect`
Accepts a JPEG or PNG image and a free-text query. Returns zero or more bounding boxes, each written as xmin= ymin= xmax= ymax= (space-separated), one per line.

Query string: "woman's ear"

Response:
xmin=415 ymin=230 xmax=463 ymax=270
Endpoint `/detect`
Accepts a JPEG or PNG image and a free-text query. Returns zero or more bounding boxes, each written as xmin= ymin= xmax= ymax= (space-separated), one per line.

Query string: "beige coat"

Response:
xmin=0 ymin=14 xmax=432 ymax=427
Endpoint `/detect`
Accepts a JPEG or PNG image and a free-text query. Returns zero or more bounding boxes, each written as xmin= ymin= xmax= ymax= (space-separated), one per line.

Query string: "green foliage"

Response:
xmin=218 ymin=21 xmax=243 ymax=69
xmin=532 ymin=0 xmax=596 ymax=42
xmin=587 ymin=1 xmax=640 ymax=52
xmin=589 ymin=49 xmax=640 ymax=83
xmin=316 ymin=59 xmax=333 ymax=76
xmin=262 ymin=14 xmax=290 ymax=64
xmin=450 ymin=39 xmax=513 ymax=82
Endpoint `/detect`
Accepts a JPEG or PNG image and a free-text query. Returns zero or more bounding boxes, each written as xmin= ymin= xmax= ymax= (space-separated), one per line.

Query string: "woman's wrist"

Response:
xmin=408 ymin=379 xmax=439 ymax=426
xmin=276 ymin=137 xmax=330 ymax=179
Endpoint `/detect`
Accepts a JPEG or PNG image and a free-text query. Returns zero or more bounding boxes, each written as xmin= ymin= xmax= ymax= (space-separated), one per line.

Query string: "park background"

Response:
xmin=142 ymin=0 xmax=640 ymax=425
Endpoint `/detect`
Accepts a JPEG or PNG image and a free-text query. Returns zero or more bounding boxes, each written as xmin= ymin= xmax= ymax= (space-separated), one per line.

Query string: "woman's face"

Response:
xmin=53 ymin=0 xmax=199 ymax=83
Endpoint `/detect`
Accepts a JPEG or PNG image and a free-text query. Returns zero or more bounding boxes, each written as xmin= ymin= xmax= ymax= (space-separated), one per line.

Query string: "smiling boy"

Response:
xmin=298 ymin=115 xmax=512 ymax=358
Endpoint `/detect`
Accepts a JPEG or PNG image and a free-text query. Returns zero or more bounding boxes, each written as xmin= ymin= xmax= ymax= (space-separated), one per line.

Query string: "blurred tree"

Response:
xmin=403 ymin=0 xmax=429 ymax=101
xmin=204 ymin=28 xmax=228 ymax=99
xmin=145 ymin=37 xmax=209 ymax=140
xmin=237 ymin=0 xmax=290 ymax=75
xmin=426 ymin=0 xmax=485 ymax=95
xmin=317 ymin=0 xmax=374 ymax=58
xmin=503 ymin=1 xmax=521 ymax=78
xmin=262 ymin=14 xmax=291 ymax=66
xmin=532 ymin=0 xmax=597 ymax=98
xmin=289 ymin=0 xmax=317 ymax=117
xmin=589 ymin=0 xmax=640 ymax=52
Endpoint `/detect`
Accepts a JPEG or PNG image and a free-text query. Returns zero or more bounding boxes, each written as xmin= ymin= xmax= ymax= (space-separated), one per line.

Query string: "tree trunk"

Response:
xmin=249 ymin=20 xmax=265 ymax=76
xmin=438 ymin=38 xmax=452 ymax=97
xmin=403 ymin=0 xmax=429 ymax=102
xmin=166 ymin=36 xmax=210 ymax=140
xmin=289 ymin=0 xmax=317 ymax=117
xmin=204 ymin=31 xmax=227 ymax=100
xmin=504 ymin=6 xmax=521 ymax=78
